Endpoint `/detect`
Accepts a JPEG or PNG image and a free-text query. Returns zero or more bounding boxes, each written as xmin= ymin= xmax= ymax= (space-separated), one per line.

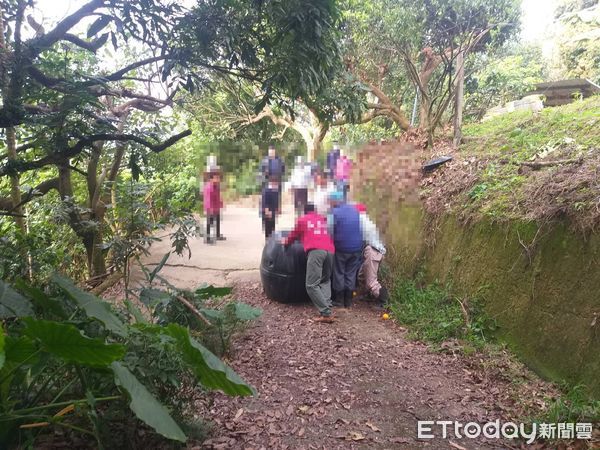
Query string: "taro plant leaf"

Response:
xmin=111 ymin=361 xmax=186 ymax=442
xmin=4 ymin=335 xmax=37 ymax=366
xmin=51 ymin=274 xmax=128 ymax=337
xmin=149 ymin=252 xmax=170 ymax=283
xmin=23 ymin=318 xmax=125 ymax=367
xmin=0 ymin=280 xmax=34 ymax=319
xmin=14 ymin=279 xmax=67 ymax=319
xmin=231 ymin=302 xmax=262 ymax=321
xmin=194 ymin=286 xmax=233 ymax=300
xmin=139 ymin=288 xmax=172 ymax=308
xmin=165 ymin=323 xmax=255 ymax=396
xmin=198 ymin=308 xmax=224 ymax=321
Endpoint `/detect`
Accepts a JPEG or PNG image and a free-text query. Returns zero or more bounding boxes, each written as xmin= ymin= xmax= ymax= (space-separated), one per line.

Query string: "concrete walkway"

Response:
xmin=132 ymin=198 xmax=296 ymax=290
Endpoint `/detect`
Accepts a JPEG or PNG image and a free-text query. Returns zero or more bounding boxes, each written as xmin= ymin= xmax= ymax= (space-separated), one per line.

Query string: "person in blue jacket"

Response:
xmin=329 ymin=190 xmax=363 ymax=308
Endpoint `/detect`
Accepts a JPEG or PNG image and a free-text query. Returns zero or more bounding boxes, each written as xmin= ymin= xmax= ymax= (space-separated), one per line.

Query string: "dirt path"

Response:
xmin=193 ymin=284 xmax=547 ymax=450
xmin=136 ymin=201 xmax=553 ymax=449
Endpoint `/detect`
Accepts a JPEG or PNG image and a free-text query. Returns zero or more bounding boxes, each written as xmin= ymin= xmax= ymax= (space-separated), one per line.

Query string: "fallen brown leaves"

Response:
xmin=188 ymin=281 xmax=567 ymax=450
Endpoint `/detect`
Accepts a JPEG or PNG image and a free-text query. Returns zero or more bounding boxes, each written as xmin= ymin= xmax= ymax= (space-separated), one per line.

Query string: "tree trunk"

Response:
xmin=5 ymin=127 xmax=25 ymax=231
xmin=453 ymin=51 xmax=465 ymax=148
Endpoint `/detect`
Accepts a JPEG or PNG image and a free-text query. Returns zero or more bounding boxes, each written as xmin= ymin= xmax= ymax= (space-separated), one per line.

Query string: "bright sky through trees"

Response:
xmin=37 ymin=0 xmax=556 ymax=42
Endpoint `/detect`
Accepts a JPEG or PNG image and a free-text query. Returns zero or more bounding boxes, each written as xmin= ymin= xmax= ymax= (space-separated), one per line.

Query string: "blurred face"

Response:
xmin=211 ymin=174 xmax=220 ymax=183
xmin=268 ymin=148 xmax=276 ymax=158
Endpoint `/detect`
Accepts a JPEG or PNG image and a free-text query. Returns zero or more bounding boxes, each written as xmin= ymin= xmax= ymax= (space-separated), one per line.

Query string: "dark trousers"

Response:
xmin=263 ymin=217 xmax=275 ymax=238
xmin=333 ymin=251 xmax=362 ymax=292
xmin=306 ymin=250 xmax=333 ymax=316
xmin=206 ymin=214 xmax=221 ymax=238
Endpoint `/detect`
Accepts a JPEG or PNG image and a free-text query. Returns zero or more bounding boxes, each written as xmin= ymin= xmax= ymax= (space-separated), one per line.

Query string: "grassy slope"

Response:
xmin=427 ymin=96 xmax=600 ymax=228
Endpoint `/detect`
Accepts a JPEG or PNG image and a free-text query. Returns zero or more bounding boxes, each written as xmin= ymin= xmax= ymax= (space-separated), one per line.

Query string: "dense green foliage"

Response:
xmin=553 ymin=0 xmax=600 ymax=83
xmin=0 ymin=273 xmax=260 ymax=447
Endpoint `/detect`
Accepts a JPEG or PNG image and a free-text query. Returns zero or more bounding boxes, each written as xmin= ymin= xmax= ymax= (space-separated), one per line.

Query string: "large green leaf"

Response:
xmin=51 ymin=274 xmax=128 ymax=337
xmin=14 ymin=279 xmax=67 ymax=319
xmin=165 ymin=324 xmax=254 ymax=396
xmin=194 ymin=285 xmax=233 ymax=300
xmin=230 ymin=302 xmax=262 ymax=321
xmin=111 ymin=362 xmax=186 ymax=442
xmin=4 ymin=335 xmax=37 ymax=366
xmin=0 ymin=280 xmax=34 ymax=318
xmin=23 ymin=318 xmax=125 ymax=367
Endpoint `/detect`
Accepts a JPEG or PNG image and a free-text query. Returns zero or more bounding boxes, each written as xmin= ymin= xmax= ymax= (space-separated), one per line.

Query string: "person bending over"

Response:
xmin=282 ymin=203 xmax=336 ymax=323
xmin=329 ymin=191 xmax=363 ymax=308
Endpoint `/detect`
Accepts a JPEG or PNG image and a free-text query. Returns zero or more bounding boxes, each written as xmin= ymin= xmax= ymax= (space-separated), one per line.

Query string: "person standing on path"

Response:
xmin=282 ymin=203 xmax=336 ymax=323
xmin=202 ymin=169 xmax=225 ymax=244
xmin=311 ymin=170 xmax=336 ymax=217
xmin=334 ymin=148 xmax=353 ymax=202
xmin=260 ymin=144 xmax=285 ymax=210
xmin=354 ymin=203 xmax=388 ymax=307
xmin=329 ymin=191 xmax=363 ymax=308
xmin=261 ymin=176 xmax=280 ymax=239
xmin=326 ymin=142 xmax=341 ymax=180
xmin=289 ymin=155 xmax=312 ymax=217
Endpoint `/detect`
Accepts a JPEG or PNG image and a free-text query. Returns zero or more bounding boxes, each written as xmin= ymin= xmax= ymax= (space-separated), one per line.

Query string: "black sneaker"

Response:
xmin=217 ymin=235 xmax=226 ymax=241
xmin=205 ymin=237 xmax=216 ymax=245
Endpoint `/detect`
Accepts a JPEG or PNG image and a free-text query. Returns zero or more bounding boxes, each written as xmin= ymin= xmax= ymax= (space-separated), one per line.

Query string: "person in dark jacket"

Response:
xmin=326 ymin=142 xmax=340 ymax=179
xmin=329 ymin=191 xmax=363 ymax=308
xmin=260 ymin=144 xmax=285 ymax=209
xmin=261 ymin=176 xmax=280 ymax=239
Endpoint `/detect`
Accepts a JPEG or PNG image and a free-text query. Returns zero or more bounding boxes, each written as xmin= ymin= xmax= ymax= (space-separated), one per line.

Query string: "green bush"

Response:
xmin=0 ymin=274 xmax=260 ymax=447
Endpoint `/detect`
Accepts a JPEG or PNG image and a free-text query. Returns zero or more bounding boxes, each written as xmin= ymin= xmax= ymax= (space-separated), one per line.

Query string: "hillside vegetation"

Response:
xmin=422 ymin=96 xmax=600 ymax=232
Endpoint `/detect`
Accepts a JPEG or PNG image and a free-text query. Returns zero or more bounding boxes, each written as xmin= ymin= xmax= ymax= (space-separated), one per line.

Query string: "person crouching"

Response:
xmin=282 ymin=203 xmax=336 ymax=323
xmin=355 ymin=203 xmax=388 ymax=308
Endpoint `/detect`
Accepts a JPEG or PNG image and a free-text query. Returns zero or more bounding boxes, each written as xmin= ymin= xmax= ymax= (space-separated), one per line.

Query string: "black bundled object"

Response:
xmin=423 ymin=155 xmax=452 ymax=172
xmin=260 ymin=231 xmax=310 ymax=303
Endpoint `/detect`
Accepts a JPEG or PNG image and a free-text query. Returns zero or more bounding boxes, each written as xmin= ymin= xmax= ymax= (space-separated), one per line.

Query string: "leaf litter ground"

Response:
xmin=190 ymin=281 xmax=573 ymax=450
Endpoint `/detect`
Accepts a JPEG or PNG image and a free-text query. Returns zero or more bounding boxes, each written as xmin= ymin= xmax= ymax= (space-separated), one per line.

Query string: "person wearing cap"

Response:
xmin=354 ymin=203 xmax=388 ymax=307
xmin=282 ymin=203 xmax=336 ymax=323
xmin=326 ymin=143 xmax=341 ymax=179
xmin=329 ymin=190 xmax=363 ymax=308
xmin=203 ymin=169 xmax=225 ymax=244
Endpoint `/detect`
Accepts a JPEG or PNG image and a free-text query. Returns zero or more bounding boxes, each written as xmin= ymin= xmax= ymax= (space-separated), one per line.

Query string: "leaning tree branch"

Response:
xmin=0 ymin=129 xmax=192 ymax=177
xmin=26 ymin=0 xmax=105 ymax=57
xmin=62 ymin=32 xmax=108 ymax=53
xmin=0 ymin=177 xmax=60 ymax=212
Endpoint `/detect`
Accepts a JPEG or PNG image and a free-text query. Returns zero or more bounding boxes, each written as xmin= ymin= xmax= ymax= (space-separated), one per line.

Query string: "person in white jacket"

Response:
xmin=289 ymin=155 xmax=313 ymax=216
xmin=311 ymin=170 xmax=336 ymax=217
xmin=354 ymin=203 xmax=389 ymax=307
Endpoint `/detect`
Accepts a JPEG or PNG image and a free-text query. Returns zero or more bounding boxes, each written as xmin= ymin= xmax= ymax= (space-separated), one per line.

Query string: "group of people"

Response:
xmin=267 ymin=143 xmax=388 ymax=323
xmin=201 ymin=144 xmax=388 ymax=323
xmin=259 ymin=143 xmax=353 ymax=238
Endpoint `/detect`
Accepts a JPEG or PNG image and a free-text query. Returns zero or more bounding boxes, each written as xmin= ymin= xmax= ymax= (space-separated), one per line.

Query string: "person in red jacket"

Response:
xmin=203 ymin=170 xmax=224 ymax=244
xmin=282 ymin=203 xmax=336 ymax=323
